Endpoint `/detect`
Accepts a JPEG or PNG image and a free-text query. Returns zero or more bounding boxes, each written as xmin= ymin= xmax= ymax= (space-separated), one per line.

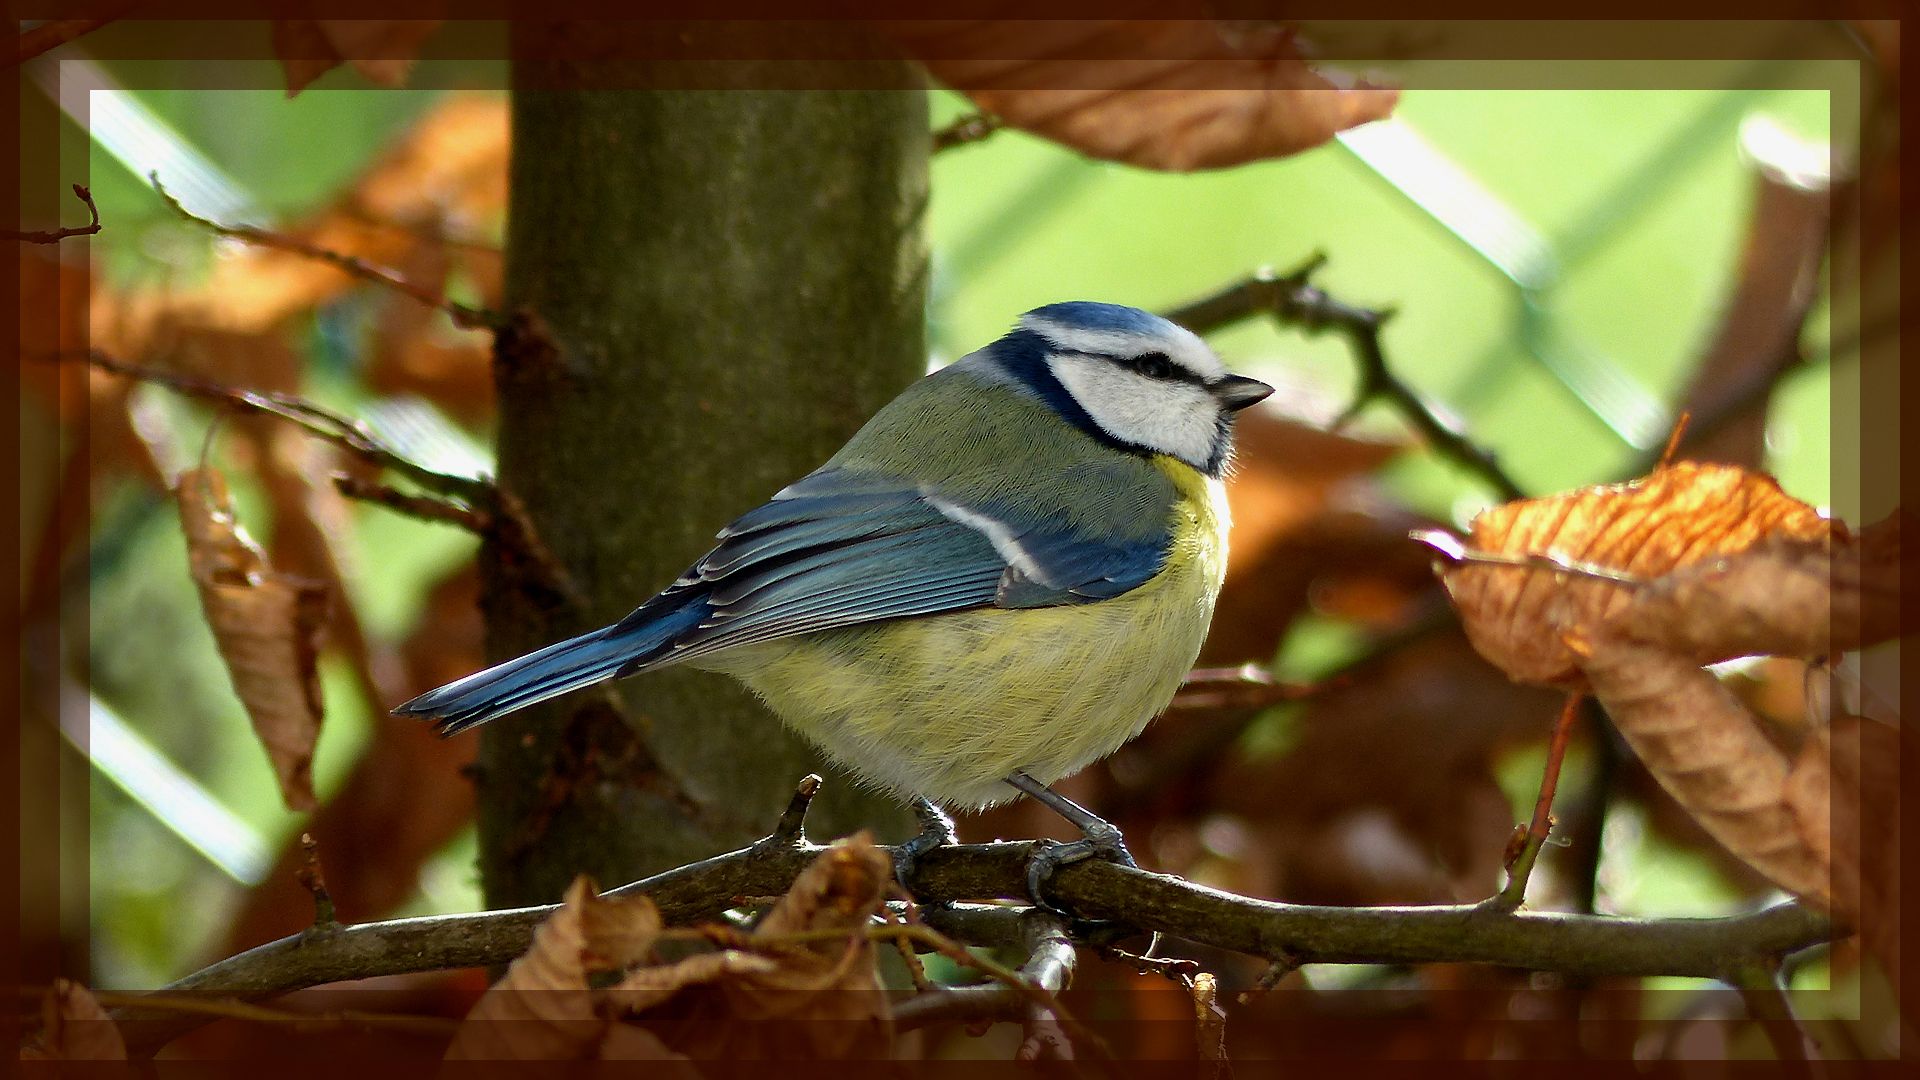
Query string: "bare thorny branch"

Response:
xmin=108 ymin=774 xmax=1833 ymax=1058
xmin=1167 ymin=252 xmax=1527 ymax=502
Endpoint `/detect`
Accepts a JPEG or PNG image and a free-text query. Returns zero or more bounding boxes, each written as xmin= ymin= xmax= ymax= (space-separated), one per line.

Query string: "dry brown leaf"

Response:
xmin=1434 ymin=461 xmax=1833 ymax=688
xmin=1618 ymin=532 xmax=1862 ymax=665
xmin=722 ymin=833 xmax=894 ymax=1055
xmin=623 ymin=836 xmax=895 ymax=1059
xmin=885 ymin=20 xmax=1398 ymax=170
xmin=272 ymin=19 xmax=443 ymax=97
xmin=446 ymin=876 xmax=663 ymax=1059
xmin=20 ymin=980 xmax=127 ymax=1061
xmin=176 ymin=467 xmax=330 ymax=811
xmin=1573 ymin=631 xmax=1831 ymax=907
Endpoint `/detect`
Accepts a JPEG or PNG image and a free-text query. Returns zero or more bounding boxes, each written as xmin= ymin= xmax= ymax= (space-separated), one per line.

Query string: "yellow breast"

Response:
xmin=708 ymin=457 xmax=1231 ymax=809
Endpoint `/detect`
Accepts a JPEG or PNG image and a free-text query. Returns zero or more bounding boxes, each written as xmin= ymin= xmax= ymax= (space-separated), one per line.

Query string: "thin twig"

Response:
xmin=1730 ymin=958 xmax=1820 ymax=1070
xmin=83 ymin=349 xmax=583 ymax=607
xmin=1172 ymin=664 xmax=1324 ymax=712
xmin=932 ymin=111 xmax=1003 ymax=153
xmin=150 ymin=172 xmax=504 ymax=332
xmin=6 ymin=184 xmax=101 ymax=243
xmin=1013 ymin=911 xmax=1082 ymax=1061
xmin=1237 ymin=950 xmax=1302 ymax=1005
xmin=1094 ymin=943 xmax=1199 ymax=984
xmin=19 ymin=985 xmax=458 ymax=1039
xmin=1486 ymin=694 xmax=1584 ymax=912
xmin=332 ymin=474 xmax=487 ymax=534
xmin=82 ymin=350 xmax=490 ymax=501
xmin=295 ymin=833 xmax=337 ymax=930
xmin=1166 ymin=255 xmax=1526 ymax=502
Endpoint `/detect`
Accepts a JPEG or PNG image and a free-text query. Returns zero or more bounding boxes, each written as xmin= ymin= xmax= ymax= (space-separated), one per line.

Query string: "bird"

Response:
xmin=396 ymin=301 xmax=1274 ymax=905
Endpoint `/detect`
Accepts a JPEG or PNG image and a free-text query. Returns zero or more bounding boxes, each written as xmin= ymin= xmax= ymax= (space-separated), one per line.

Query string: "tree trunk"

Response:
xmin=480 ymin=26 xmax=926 ymax=908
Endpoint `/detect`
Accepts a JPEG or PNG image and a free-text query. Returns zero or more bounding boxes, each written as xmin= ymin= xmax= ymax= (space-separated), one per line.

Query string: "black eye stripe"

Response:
xmin=1052 ymin=348 xmax=1209 ymax=387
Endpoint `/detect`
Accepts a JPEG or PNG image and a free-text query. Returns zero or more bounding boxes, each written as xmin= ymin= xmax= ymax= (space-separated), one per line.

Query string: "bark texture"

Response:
xmin=482 ymin=25 xmax=927 ymax=907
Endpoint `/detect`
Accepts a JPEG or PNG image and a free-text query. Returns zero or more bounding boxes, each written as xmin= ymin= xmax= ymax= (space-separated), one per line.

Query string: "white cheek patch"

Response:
xmin=1046 ymin=355 xmax=1220 ymax=468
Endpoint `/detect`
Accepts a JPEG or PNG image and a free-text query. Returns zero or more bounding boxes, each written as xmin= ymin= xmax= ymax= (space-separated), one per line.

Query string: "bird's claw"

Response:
xmin=892 ymin=797 xmax=958 ymax=899
xmin=1024 ymin=824 xmax=1136 ymax=919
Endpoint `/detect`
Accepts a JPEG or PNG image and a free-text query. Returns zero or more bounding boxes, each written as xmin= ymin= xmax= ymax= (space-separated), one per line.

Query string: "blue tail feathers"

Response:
xmin=394 ymin=603 xmax=703 ymax=735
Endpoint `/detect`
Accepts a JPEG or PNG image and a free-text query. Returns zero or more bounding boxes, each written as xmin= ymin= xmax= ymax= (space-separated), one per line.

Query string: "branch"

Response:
xmin=112 ymin=818 xmax=1834 ymax=1056
xmin=82 ymin=350 xmax=490 ymax=502
xmin=932 ymin=111 xmax=1003 ymax=153
xmin=1730 ymin=958 xmax=1820 ymax=1067
xmin=6 ymin=184 xmax=100 ymax=244
xmin=149 ymin=173 xmax=504 ymax=332
xmin=1166 ymin=256 xmax=1526 ymax=502
xmin=331 ymin=474 xmax=488 ymax=534
xmin=82 ymin=349 xmax=584 ymax=607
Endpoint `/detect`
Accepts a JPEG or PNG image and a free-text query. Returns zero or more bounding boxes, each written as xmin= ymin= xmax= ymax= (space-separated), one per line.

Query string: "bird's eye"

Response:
xmin=1132 ymin=352 xmax=1174 ymax=380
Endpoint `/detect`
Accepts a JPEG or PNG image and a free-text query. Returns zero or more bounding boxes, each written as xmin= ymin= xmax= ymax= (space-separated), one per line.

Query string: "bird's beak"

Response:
xmin=1212 ymin=374 xmax=1274 ymax=412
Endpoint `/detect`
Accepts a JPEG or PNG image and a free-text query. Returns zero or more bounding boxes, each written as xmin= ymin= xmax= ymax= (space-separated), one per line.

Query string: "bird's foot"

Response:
xmin=891 ymin=797 xmax=958 ymax=899
xmin=1024 ymin=818 xmax=1136 ymax=919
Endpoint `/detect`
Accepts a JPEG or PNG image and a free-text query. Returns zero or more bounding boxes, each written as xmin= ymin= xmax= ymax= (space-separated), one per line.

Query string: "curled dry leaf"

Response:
xmin=176 ymin=467 xmax=330 ymax=812
xmin=446 ymin=875 xmax=663 ymax=1059
xmin=20 ymin=980 xmax=127 ymax=1061
xmin=1432 ymin=461 xmax=1833 ymax=688
xmin=708 ymin=833 xmax=895 ymax=1057
xmin=272 ymin=19 xmax=444 ymax=97
xmin=1425 ymin=462 xmax=1900 ymax=910
xmin=1572 ymin=632 xmax=1832 ymax=908
xmin=608 ymin=835 xmax=896 ymax=1060
xmin=884 ymin=20 xmax=1398 ymax=170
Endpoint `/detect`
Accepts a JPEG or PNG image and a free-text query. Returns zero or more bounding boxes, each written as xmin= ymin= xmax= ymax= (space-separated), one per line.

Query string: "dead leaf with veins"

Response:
xmin=176 ymin=467 xmax=330 ymax=812
xmin=885 ymin=20 xmax=1398 ymax=171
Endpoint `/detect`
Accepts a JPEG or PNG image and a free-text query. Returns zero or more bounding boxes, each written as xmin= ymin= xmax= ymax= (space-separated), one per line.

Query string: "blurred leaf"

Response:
xmin=272 ymin=19 xmax=444 ymax=98
xmin=888 ymin=20 xmax=1398 ymax=170
xmin=1812 ymin=713 xmax=1901 ymax=1002
xmin=20 ymin=980 xmax=127 ymax=1061
xmin=176 ymin=467 xmax=329 ymax=812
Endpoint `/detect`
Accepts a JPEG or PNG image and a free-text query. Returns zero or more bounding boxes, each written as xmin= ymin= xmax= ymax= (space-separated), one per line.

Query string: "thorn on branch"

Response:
xmin=931 ymin=111 xmax=1003 ymax=153
xmin=295 ymin=832 xmax=338 ymax=930
xmin=768 ymin=774 xmax=823 ymax=847
xmin=6 ymin=184 xmax=101 ymax=244
xmin=149 ymin=172 xmax=505 ymax=332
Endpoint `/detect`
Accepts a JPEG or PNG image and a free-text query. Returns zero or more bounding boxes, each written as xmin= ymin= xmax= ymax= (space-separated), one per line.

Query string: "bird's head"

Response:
xmin=984 ymin=301 xmax=1274 ymax=477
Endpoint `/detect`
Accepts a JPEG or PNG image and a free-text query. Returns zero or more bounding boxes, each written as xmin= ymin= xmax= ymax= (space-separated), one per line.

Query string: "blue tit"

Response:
xmin=397 ymin=301 xmax=1273 ymax=897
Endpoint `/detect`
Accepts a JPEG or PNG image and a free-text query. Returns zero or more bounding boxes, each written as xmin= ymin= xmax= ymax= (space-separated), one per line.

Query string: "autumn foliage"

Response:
xmin=18 ymin=15 xmax=1901 ymax=1068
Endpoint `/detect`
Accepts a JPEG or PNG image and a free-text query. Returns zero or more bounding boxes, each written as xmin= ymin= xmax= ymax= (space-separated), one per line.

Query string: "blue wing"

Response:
xmin=625 ymin=466 xmax=1173 ymax=668
xmin=397 ymin=465 xmax=1173 ymax=733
